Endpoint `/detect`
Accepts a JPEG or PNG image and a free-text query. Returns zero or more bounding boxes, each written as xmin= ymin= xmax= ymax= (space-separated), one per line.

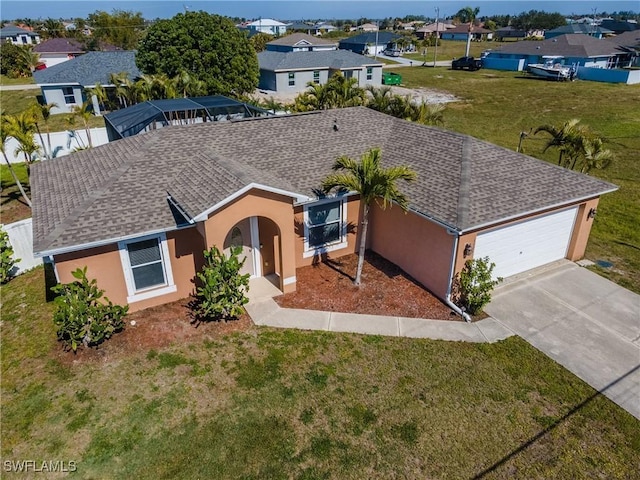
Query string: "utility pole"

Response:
xmin=374 ymin=20 xmax=379 ymax=60
xmin=433 ymin=7 xmax=439 ymax=67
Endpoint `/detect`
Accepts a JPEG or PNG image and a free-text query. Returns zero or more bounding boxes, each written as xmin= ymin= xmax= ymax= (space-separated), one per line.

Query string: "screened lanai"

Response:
xmin=104 ymin=95 xmax=271 ymax=141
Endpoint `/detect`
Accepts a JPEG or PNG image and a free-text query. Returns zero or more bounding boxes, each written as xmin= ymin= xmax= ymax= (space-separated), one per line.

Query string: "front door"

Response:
xmin=223 ymin=217 xmax=261 ymax=278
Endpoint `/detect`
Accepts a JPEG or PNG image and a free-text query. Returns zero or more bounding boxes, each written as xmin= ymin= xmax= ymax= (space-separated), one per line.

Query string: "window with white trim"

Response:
xmin=119 ymin=233 xmax=176 ymax=302
xmin=62 ymin=87 xmax=75 ymax=105
xmin=303 ymin=199 xmax=348 ymax=256
xmin=366 ymin=67 xmax=373 ymax=81
xmin=313 ymin=70 xmax=320 ymax=84
xmin=288 ymin=72 xmax=295 ymax=86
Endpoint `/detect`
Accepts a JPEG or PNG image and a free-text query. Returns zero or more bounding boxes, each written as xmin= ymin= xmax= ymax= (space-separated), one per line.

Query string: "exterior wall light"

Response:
xmin=463 ymin=243 xmax=473 ymax=258
xmin=588 ymin=208 xmax=597 ymax=219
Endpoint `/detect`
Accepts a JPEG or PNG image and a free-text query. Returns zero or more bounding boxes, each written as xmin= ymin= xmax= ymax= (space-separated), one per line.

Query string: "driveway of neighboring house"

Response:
xmin=485 ymin=260 xmax=640 ymax=420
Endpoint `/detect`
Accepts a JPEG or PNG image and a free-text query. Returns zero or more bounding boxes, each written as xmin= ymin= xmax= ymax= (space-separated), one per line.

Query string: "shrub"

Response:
xmin=52 ymin=267 xmax=127 ymax=352
xmin=0 ymin=227 xmax=20 ymax=284
xmin=192 ymin=246 xmax=250 ymax=322
xmin=452 ymin=257 xmax=502 ymax=315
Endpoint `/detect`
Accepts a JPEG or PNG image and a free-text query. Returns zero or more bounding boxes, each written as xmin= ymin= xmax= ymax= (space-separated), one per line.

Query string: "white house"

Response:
xmin=0 ymin=25 xmax=40 ymax=45
xmin=246 ymin=19 xmax=288 ymax=36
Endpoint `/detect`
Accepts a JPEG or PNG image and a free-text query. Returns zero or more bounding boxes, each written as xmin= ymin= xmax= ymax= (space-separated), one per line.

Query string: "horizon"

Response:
xmin=1 ymin=1 xmax=638 ymax=22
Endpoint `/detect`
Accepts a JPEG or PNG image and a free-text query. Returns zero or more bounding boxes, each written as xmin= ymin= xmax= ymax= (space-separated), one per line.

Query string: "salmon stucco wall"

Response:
xmin=566 ymin=198 xmax=600 ymax=260
xmin=368 ymin=205 xmax=455 ymax=300
xmin=54 ymin=226 xmax=205 ymax=312
xmin=203 ymin=189 xmax=297 ymax=293
xmin=294 ymin=196 xmax=362 ymax=268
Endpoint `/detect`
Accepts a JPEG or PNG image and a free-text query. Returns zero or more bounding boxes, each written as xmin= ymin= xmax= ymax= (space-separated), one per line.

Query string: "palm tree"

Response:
xmin=535 ymin=119 xmax=586 ymax=168
xmin=455 ymin=6 xmax=480 ymax=57
xmin=366 ymin=85 xmax=394 ymax=114
xmin=30 ymin=102 xmax=58 ymax=160
xmin=16 ymin=46 xmax=41 ymax=76
xmin=70 ymin=101 xmax=94 ymax=147
xmin=321 ymin=148 xmax=416 ymax=285
xmin=4 ymin=112 xmax=40 ymax=177
xmin=388 ymin=94 xmax=415 ymax=120
xmin=411 ymin=101 xmax=445 ymax=126
xmin=577 ymin=136 xmax=613 ymax=173
xmin=326 ymin=74 xmax=366 ymax=108
xmin=261 ymin=96 xmax=284 ymax=114
xmin=0 ymin=117 xmax=31 ymax=207
xmin=86 ymin=83 xmax=108 ymax=114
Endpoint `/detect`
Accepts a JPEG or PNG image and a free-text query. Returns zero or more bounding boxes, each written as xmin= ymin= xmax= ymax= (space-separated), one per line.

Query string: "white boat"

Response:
xmin=527 ymin=56 xmax=574 ymax=81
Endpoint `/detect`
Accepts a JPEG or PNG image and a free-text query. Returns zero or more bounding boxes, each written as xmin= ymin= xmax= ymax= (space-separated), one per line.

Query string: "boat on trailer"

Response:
xmin=527 ymin=56 xmax=575 ymax=81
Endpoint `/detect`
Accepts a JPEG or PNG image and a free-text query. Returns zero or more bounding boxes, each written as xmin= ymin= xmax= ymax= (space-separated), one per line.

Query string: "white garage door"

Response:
xmin=473 ymin=207 xmax=578 ymax=279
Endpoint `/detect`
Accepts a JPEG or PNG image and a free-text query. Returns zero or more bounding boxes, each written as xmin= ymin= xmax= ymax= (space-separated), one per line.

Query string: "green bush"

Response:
xmin=52 ymin=267 xmax=127 ymax=352
xmin=452 ymin=257 xmax=502 ymax=315
xmin=192 ymin=246 xmax=250 ymax=322
xmin=0 ymin=227 xmax=20 ymax=284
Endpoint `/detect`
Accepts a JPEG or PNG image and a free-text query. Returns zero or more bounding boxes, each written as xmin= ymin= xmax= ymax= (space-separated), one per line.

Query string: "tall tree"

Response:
xmin=0 ymin=116 xmax=31 ymax=207
xmin=70 ymin=101 xmax=95 ymax=148
xmin=249 ymin=32 xmax=274 ymax=53
xmin=455 ymin=6 xmax=480 ymax=57
xmin=4 ymin=112 xmax=39 ymax=177
xmin=322 ymin=148 xmax=416 ymax=285
xmin=535 ymin=119 xmax=586 ymax=168
xmin=38 ymin=18 xmax=66 ymax=39
xmin=136 ymin=11 xmax=259 ymax=97
xmin=87 ymin=9 xmax=145 ymax=50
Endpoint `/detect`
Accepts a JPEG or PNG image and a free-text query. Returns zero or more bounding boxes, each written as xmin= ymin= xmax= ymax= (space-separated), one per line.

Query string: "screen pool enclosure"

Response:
xmin=104 ymin=95 xmax=271 ymax=141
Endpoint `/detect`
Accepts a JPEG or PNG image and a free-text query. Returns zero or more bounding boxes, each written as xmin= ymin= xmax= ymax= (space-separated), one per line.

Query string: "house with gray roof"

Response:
xmin=33 ymin=51 xmax=142 ymax=114
xmin=258 ymin=50 xmax=383 ymax=93
xmin=0 ymin=24 xmax=40 ymax=45
xmin=33 ymin=38 xmax=85 ymax=68
xmin=545 ymin=23 xmax=614 ymax=40
xmin=31 ymin=107 xmax=616 ymax=314
xmin=339 ymin=32 xmax=402 ymax=55
xmin=265 ymin=33 xmax=337 ymax=52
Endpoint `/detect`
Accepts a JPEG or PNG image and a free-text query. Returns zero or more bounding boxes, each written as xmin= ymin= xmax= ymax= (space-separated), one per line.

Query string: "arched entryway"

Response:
xmin=223 ymin=216 xmax=282 ymax=287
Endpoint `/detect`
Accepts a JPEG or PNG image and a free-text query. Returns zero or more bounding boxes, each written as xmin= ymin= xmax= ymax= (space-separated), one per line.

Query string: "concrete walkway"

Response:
xmin=246 ymin=277 xmax=513 ymax=343
xmin=0 ymin=83 xmax=39 ymax=91
xmin=486 ymin=260 xmax=640 ymax=420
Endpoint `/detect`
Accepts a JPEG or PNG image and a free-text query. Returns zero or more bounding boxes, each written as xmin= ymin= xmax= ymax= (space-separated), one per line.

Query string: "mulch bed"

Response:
xmin=274 ymin=251 xmax=460 ymax=321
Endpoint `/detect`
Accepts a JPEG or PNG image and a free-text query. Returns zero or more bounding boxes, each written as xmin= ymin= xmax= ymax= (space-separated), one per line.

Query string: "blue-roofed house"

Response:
xmin=33 ymin=51 xmax=142 ymax=114
xmin=258 ymin=50 xmax=383 ymax=92
xmin=338 ymin=32 xmax=402 ymax=56
xmin=544 ymin=24 xmax=614 ymax=39
xmin=265 ymin=33 xmax=337 ymax=52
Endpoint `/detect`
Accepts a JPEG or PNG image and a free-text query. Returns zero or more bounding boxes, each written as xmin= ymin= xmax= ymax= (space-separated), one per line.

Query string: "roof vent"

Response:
xmin=333 ymin=120 xmax=339 ymax=131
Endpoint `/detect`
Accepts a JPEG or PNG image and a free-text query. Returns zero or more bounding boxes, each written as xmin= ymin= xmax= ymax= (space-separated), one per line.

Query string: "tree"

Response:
xmin=322 ymin=148 xmax=416 ymax=285
xmin=0 ymin=227 xmax=20 ymax=284
xmin=38 ymin=18 xmax=66 ymax=39
xmin=70 ymin=101 xmax=95 ymax=147
xmin=0 ymin=43 xmax=39 ymax=77
xmin=455 ymin=6 xmax=480 ymax=57
xmin=249 ymin=32 xmax=274 ymax=53
xmin=4 ymin=112 xmax=40 ymax=177
xmin=0 ymin=116 xmax=31 ymax=208
xmin=366 ymin=85 xmax=394 ymax=113
xmin=292 ymin=73 xmax=366 ymax=112
xmin=88 ymin=9 xmax=145 ymax=50
xmin=136 ymin=11 xmax=259 ymax=97
xmin=535 ymin=119 xmax=587 ymax=168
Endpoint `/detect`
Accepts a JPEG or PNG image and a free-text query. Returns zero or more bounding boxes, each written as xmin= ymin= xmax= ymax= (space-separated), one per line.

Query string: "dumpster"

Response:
xmin=382 ymin=72 xmax=402 ymax=85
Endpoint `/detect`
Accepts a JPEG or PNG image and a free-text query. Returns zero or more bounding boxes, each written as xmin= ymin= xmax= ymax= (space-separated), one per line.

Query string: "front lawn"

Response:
xmin=1 ymin=268 xmax=638 ymax=478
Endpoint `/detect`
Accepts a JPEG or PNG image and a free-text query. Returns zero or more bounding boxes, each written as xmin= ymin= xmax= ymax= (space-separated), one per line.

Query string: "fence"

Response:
xmin=3 ymin=127 xmax=109 ymax=164
xmin=482 ymin=57 xmax=526 ymax=72
xmin=576 ymin=67 xmax=640 ymax=85
xmin=2 ymin=218 xmax=41 ymax=276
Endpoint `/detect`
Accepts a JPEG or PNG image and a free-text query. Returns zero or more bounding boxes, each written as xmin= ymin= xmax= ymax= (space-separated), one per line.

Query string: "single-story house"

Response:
xmin=605 ymin=30 xmax=640 ymax=67
xmin=357 ymin=23 xmax=379 ymax=32
xmin=599 ymin=19 xmax=640 ymax=35
xmin=484 ymin=34 xmax=628 ymax=70
xmin=545 ymin=24 xmax=614 ymax=40
xmin=33 ymin=51 xmax=142 ymax=114
xmin=0 ymin=24 xmax=40 ymax=45
xmin=441 ymin=24 xmax=493 ymax=42
xmin=494 ymin=26 xmax=527 ymax=41
xmin=265 ymin=33 xmax=337 ymax=52
xmin=244 ymin=18 xmax=288 ymax=36
xmin=32 ymin=107 xmax=616 ymax=314
xmin=33 ymin=38 xmax=85 ymax=68
xmin=415 ymin=22 xmax=455 ymax=40
xmin=258 ymin=50 xmax=383 ymax=93
xmin=339 ymin=32 xmax=402 ymax=55
xmin=312 ymin=23 xmax=338 ymax=35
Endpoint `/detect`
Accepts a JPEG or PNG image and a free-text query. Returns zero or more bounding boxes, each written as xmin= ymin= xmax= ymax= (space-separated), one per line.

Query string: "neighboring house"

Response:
xmin=287 ymin=22 xmax=315 ymax=34
xmin=265 ymin=33 xmax=337 ymax=52
xmin=33 ymin=51 xmax=142 ymax=114
xmin=33 ymin=38 xmax=85 ymax=68
xmin=258 ymin=50 xmax=383 ymax=92
xmin=545 ymin=24 xmax=614 ymax=39
xmin=245 ymin=18 xmax=288 ymax=36
xmin=605 ymin=30 xmax=640 ymax=67
xmin=599 ymin=19 xmax=639 ymax=35
xmin=494 ymin=26 xmax=527 ymax=41
xmin=441 ymin=24 xmax=493 ymax=41
xmin=484 ymin=34 xmax=628 ymax=70
xmin=357 ymin=23 xmax=379 ymax=32
xmin=415 ymin=22 xmax=455 ymax=40
xmin=339 ymin=32 xmax=402 ymax=55
xmin=312 ymin=23 xmax=338 ymax=35
xmin=0 ymin=24 xmax=40 ymax=45
xmin=31 ymin=108 xmax=616 ymax=314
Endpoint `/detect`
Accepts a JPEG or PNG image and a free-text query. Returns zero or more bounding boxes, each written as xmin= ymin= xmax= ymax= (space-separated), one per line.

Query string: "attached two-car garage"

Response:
xmin=473 ymin=207 xmax=579 ymax=279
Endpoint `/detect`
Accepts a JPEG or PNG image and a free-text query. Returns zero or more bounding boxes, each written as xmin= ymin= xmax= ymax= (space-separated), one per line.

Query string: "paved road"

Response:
xmin=486 ymin=261 xmax=640 ymax=420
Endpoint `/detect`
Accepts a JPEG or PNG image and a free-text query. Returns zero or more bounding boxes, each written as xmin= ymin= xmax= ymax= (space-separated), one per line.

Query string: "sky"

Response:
xmin=1 ymin=0 xmax=638 ymax=21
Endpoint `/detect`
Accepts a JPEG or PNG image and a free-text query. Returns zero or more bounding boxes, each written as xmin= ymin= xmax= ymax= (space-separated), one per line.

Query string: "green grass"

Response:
xmin=399 ymin=68 xmax=640 ymax=292
xmin=1 ymin=268 xmax=639 ymax=478
xmin=0 ymin=74 xmax=35 ymax=86
xmin=404 ymin=39 xmax=503 ymax=64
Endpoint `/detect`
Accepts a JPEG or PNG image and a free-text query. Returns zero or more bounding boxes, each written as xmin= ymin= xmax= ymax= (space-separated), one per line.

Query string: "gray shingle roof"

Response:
xmin=339 ymin=32 xmax=401 ymax=46
xmin=492 ymin=34 xmax=622 ymax=57
xmin=266 ymin=33 xmax=336 ymax=47
xmin=547 ymin=24 xmax=614 ymax=35
xmin=0 ymin=25 xmax=39 ymax=38
xmin=33 ymin=51 xmax=141 ymax=86
xmin=32 ymin=108 xmax=617 ymax=254
xmin=259 ymin=50 xmax=382 ymax=71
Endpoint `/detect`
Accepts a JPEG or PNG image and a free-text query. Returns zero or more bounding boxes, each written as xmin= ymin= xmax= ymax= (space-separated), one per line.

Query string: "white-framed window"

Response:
xmin=288 ymin=72 xmax=295 ymax=86
xmin=313 ymin=70 xmax=320 ymax=84
xmin=118 ymin=233 xmax=176 ymax=303
xmin=62 ymin=87 xmax=76 ymax=105
xmin=303 ymin=198 xmax=348 ymax=257
xmin=366 ymin=67 xmax=373 ymax=81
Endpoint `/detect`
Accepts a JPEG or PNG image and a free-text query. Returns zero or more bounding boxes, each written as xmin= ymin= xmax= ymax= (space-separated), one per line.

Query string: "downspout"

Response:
xmin=445 ymin=230 xmax=472 ymax=322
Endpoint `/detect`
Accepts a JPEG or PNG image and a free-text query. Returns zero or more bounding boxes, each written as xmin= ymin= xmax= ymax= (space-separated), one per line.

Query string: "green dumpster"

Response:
xmin=382 ymin=72 xmax=402 ymax=85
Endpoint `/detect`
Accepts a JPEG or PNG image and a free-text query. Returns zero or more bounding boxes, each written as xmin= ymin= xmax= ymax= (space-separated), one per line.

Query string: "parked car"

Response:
xmin=451 ymin=56 xmax=483 ymax=71
xmin=382 ymin=72 xmax=402 ymax=85
xmin=383 ymin=49 xmax=401 ymax=57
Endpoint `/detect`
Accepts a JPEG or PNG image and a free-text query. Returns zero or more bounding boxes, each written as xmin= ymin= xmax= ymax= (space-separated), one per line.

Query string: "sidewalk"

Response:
xmin=246 ymin=278 xmax=513 ymax=343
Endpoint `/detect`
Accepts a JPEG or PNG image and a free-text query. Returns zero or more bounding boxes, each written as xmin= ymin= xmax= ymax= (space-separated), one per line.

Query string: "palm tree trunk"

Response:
xmin=465 ymin=30 xmax=472 ymax=57
xmin=1 ymin=153 xmax=31 ymax=207
xmin=34 ymin=123 xmax=50 ymax=160
xmin=355 ymin=203 xmax=370 ymax=286
xmin=46 ymin=127 xmax=53 ymax=159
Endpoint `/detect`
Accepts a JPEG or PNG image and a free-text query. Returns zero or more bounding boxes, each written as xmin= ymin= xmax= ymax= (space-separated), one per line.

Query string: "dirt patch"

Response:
xmin=55 ymin=299 xmax=253 ymax=365
xmin=275 ymin=251 xmax=459 ymax=321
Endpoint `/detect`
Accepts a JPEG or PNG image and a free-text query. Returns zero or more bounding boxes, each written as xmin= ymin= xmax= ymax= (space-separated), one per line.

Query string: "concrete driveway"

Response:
xmin=485 ymin=260 xmax=640 ymax=420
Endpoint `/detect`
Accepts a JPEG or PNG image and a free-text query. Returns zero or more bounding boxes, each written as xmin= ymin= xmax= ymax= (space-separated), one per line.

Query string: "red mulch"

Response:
xmin=274 ymin=251 xmax=460 ymax=321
